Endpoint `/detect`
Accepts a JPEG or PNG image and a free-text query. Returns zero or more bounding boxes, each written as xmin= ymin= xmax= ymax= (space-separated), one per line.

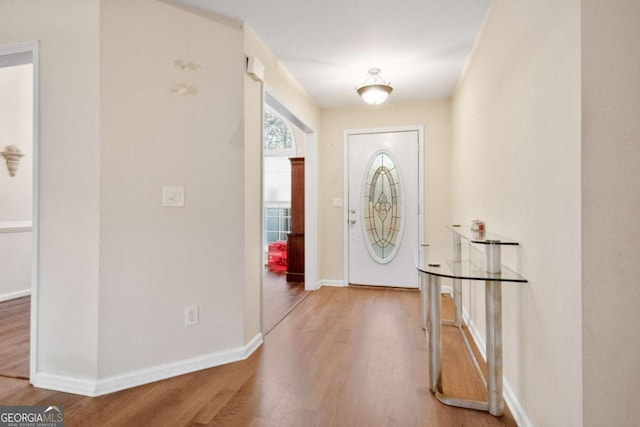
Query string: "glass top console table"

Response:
xmin=416 ymin=225 xmax=527 ymax=417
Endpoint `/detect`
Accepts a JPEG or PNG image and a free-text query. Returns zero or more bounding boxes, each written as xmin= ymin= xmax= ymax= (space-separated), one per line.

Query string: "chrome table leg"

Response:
xmin=453 ymin=278 xmax=462 ymax=327
xmin=451 ymin=230 xmax=463 ymax=326
xmin=486 ymin=280 xmax=504 ymax=416
xmin=421 ymin=272 xmax=428 ymax=330
xmin=427 ymin=274 xmax=442 ymax=393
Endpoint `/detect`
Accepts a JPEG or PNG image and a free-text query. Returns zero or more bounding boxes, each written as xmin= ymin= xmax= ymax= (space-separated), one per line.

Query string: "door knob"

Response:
xmin=350 ymin=219 xmax=356 ymax=224
xmin=351 ymin=209 xmax=356 ymax=214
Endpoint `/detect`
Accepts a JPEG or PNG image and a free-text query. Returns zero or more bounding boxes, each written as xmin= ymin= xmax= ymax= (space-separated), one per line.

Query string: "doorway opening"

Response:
xmin=261 ymin=90 xmax=317 ymax=335
xmin=0 ymin=41 xmax=38 ymax=381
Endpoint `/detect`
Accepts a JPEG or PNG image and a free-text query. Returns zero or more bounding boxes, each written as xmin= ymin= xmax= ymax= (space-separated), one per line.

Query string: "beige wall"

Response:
xmin=99 ymin=0 xmax=246 ymax=378
xmin=0 ymin=63 xmax=33 ymax=298
xmin=0 ymin=0 xmax=102 ymax=381
xmin=244 ymin=26 xmax=320 ymax=129
xmin=319 ymin=100 xmax=452 ymax=281
xmin=0 ymin=231 xmax=31 ymax=298
xmin=0 ymin=0 xmax=319 ymax=391
xmin=452 ymin=1 xmax=582 ymax=425
xmin=582 ymin=1 xmax=640 ymax=425
xmin=0 ymin=64 xmax=33 ymax=221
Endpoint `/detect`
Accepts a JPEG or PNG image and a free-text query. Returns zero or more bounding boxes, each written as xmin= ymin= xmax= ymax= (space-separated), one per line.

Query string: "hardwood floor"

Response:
xmin=0 ymin=296 xmax=29 ymax=379
xmin=261 ymin=269 xmax=308 ymax=335
xmin=0 ymin=287 xmax=516 ymax=426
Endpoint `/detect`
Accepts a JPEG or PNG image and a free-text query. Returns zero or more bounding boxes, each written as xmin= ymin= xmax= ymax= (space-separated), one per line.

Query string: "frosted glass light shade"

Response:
xmin=356 ymin=68 xmax=393 ymax=104
xmin=357 ymin=84 xmax=393 ymax=105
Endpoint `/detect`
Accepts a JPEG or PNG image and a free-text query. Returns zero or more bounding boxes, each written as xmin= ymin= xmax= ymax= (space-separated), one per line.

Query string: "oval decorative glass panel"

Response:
xmin=362 ymin=151 xmax=404 ymax=263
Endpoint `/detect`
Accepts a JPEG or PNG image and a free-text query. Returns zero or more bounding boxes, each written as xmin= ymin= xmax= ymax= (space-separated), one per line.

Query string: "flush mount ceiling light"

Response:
xmin=356 ymin=68 xmax=393 ymax=105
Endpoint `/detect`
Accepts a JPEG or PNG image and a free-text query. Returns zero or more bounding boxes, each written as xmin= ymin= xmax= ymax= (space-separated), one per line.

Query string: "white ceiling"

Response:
xmin=174 ymin=0 xmax=492 ymax=108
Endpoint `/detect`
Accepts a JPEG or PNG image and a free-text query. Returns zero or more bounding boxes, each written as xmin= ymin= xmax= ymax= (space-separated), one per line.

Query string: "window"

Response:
xmin=264 ymin=206 xmax=291 ymax=244
xmin=263 ymin=109 xmax=294 ymax=155
xmin=263 ymin=107 xmax=296 ymax=258
xmin=363 ymin=151 xmax=403 ymax=263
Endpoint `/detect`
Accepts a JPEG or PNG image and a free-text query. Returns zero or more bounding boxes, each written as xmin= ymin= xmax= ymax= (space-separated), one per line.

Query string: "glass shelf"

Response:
xmin=448 ymin=225 xmax=520 ymax=245
xmin=418 ymin=260 xmax=528 ymax=283
xmin=415 ymin=245 xmax=527 ymax=283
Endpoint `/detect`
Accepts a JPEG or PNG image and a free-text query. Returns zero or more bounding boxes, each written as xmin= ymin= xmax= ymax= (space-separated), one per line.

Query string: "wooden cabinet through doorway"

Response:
xmin=287 ymin=157 xmax=304 ymax=283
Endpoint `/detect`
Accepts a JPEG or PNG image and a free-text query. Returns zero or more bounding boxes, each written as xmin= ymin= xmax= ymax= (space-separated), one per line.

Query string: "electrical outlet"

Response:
xmin=185 ymin=305 xmax=199 ymax=326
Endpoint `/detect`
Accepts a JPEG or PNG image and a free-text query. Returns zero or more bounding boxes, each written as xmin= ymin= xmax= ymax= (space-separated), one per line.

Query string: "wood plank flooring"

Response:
xmin=261 ymin=269 xmax=308 ymax=335
xmin=0 ymin=287 xmax=516 ymax=426
xmin=0 ymin=296 xmax=29 ymax=379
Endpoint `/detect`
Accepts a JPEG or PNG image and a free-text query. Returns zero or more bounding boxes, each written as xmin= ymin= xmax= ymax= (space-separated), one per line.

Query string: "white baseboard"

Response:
xmin=243 ymin=332 xmax=263 ymax=356
xmin=502 ymin=376 xmax=533 ymax=427
xmin=462 ymin=309 xmax=532 ymax=427
xmin=317 ymin=279 xmax=346 ymax=288
xmin=32 ymin=333 xmax=264 ymax=397
xmin=318 ymin=280 xmax=426 ymax=290
xmin=0 ymin=289 xmax=30 ymax=303
xmin=33 ymin=373 xmax=98 ymax=396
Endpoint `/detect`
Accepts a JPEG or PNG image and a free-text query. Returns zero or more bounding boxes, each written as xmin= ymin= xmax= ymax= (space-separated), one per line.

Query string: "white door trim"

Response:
xmin=0 ymin=40 xmax=40 ymax=382
xmin=343 ymin=125 xmax=424 ymax=286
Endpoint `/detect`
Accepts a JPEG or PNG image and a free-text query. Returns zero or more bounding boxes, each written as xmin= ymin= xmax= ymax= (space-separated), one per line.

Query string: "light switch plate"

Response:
xmin=185 ymin=305 xmax=199 ymax=326
xmin=332 ymin=197 xmax=343 ymax=207
xmin=162 ymin=186 xmax=185 ymax=207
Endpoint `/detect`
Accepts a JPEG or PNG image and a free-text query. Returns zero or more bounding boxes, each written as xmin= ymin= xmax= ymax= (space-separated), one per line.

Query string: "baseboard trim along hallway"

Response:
xmin=463 ymin=308 xmax=532 ymax=427
xmin=32 ymin=333 xmax=263 ymax=397
xmin=317 ymin=279 xmax=346 ymax=288
xmin=0 ymin=289 xmax=30 ymax=303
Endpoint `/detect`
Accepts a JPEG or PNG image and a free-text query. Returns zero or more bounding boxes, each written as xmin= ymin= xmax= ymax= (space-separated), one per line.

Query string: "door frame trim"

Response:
xmin=343 ymin=125 xmax=424 ymax=287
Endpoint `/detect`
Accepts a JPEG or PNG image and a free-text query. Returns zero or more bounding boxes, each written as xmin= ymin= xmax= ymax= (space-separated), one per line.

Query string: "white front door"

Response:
xmin=346 ymin=128 xmax=422 ymax=288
